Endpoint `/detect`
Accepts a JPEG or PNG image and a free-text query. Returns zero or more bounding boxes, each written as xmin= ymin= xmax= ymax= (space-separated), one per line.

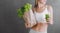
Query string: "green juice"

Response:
xmin=45 ymin=14 xmax=50 ymax=22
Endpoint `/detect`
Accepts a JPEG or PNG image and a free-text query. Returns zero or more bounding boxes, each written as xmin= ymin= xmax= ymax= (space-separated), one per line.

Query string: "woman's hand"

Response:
xmin=25 ymin=22 xmax=31 ymax=28
xmin=46 ymin=18 xmax=51 ymax=22
xmin=25 ymin=22 xmax=37 ymax=28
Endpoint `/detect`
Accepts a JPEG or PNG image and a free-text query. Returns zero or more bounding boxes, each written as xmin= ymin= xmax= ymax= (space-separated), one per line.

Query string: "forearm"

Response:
xmin=50 ymin=17 xmax=53 ymax=25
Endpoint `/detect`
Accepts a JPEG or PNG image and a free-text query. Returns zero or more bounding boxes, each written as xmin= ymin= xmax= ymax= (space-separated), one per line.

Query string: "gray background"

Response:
xmin=0 ymin=0 xmax=60 ymax=33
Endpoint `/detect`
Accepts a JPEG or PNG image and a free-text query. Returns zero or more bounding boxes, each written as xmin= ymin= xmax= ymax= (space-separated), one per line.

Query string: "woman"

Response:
xmin=23 ymin=0 xmax=53 ymax=33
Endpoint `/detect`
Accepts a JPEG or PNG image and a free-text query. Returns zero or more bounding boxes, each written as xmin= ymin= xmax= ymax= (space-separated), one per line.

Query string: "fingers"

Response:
xmin=45 ymin=18 xmax=50 ymax=22
xmin=25 ymin=23 xmax=30 ymax=28
xmin=25 ymin=23 xmax=28 ymax=28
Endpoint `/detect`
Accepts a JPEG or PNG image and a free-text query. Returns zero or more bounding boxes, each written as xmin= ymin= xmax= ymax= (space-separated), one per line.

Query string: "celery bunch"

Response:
xmin=17 ymin=3 xmax=32 ymax=18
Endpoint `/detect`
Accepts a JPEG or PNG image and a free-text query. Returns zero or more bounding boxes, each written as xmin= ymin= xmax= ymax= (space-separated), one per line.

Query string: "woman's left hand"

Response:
xmin=45 ymin=18 xmax=51 ymax=23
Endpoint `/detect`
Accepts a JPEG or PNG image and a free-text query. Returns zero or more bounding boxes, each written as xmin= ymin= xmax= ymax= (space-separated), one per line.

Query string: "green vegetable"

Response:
xmin=24 ymin=3 xmax=32 ymax=11
xmin=17 ymin=3 xmax=32 ymax=18
xmin=45 ymin=14 xmax=50 ymax=22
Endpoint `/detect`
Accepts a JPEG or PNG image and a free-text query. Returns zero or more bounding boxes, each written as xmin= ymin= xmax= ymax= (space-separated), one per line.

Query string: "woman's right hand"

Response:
xmin=25 ymin=22 xmax=31 ymax=28
xmin=25 ymin=22 xmax=37 ymax=28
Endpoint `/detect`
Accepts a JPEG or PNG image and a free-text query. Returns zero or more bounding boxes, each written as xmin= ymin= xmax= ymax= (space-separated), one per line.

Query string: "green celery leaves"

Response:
xmin=17 ymin=3 xmax=32 ymax=18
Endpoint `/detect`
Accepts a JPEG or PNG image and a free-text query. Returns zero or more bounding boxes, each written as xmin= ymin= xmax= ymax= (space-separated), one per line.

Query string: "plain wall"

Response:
xmin=0 ymin=0 xmax=60 ymax=33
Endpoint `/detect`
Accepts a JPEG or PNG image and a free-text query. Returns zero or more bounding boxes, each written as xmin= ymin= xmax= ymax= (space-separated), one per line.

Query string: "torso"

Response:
xmin=31 ymin=5 xmax=49 ymax=32
xmin=31 ymin=23 xmax=48 ymax=32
